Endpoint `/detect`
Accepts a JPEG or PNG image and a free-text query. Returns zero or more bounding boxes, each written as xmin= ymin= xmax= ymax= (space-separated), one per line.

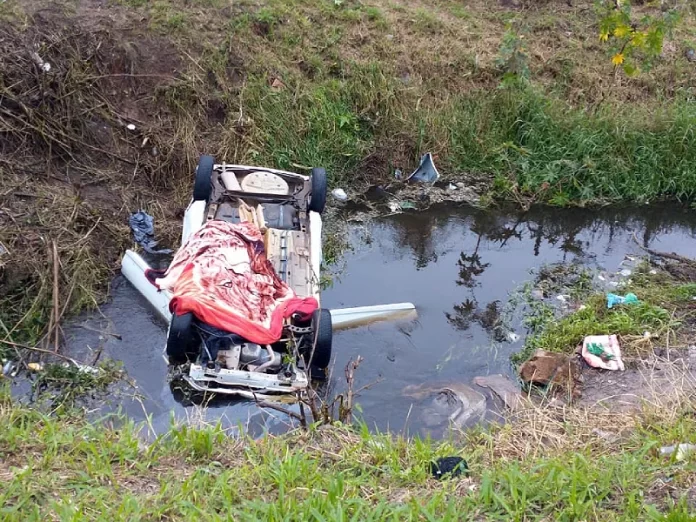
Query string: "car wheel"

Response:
xmin=166 ymin=312 xmax=199 ymax=365
xmin=306 ymin=308 xmax=332 ymax=368
xmin=308 ymin=167 xmax=327 ymax=214
xmin=193 ymin=155 xmax=214 ymax=201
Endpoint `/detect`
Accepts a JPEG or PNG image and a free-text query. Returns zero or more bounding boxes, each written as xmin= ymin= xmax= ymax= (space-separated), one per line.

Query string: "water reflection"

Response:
xmin=58 ymin=202 xmax=696 ymax=436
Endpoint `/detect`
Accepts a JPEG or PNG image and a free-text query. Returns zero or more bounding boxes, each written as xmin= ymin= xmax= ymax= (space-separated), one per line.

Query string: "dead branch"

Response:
xmin=0 ymin=339 xmax=80 ymax=365
xmin=255 ymin=397 xmax=304 ymax=425
xmin=51 ymin=240 xmax=60 ymax=353
xmin=632 ymin=232 xmax=696 ymax=266
xmin=341 ymin=356 xmax=364 ymax=424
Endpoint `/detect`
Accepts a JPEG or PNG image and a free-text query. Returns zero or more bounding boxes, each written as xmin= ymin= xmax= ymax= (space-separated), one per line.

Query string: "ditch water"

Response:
xmin=30 ymin=203 xmax=696 ymax=437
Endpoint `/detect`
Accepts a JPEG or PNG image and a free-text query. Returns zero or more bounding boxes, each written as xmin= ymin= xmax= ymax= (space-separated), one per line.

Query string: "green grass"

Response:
xmin=1 ymin=390 xmax=695 ymax=520
xmin=513 ymin=265 xmax=694 ymax=364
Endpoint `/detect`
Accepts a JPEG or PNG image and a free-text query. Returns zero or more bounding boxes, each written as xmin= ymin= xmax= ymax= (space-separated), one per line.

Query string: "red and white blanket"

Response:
xmin=149 ymin=220 xmax=317 ymax=344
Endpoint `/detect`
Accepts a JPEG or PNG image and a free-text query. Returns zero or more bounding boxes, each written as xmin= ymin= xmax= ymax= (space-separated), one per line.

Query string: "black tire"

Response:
xmin=308 ymin=167 xmax=328 ymax=214
xmin=166 ymin=312 xmax=199 ymax=365
xmin=193 ymin=155 xmax=214 ymax=201
xmin=307 ymin=308 xmax=332 ymax=368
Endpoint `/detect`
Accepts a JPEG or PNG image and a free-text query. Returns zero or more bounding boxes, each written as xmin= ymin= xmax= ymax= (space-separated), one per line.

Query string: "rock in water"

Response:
xmin=474 ymin=374 xmax=523 ymax=410
xmin=403 ymin=382 xmax=486 ymax=429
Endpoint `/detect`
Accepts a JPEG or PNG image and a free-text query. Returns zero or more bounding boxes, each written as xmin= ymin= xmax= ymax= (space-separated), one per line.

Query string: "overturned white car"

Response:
xmin=121 ymin=156 xmax=416 ymax=399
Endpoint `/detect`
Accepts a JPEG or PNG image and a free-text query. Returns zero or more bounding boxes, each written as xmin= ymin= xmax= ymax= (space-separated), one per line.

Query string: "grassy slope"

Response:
xmin=1 ymin=392 xmax=695 ymax=521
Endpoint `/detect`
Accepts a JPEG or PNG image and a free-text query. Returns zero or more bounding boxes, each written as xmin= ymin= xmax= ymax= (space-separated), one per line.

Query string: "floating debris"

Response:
xmin=332 ymin=188 xmax=348 ymax=201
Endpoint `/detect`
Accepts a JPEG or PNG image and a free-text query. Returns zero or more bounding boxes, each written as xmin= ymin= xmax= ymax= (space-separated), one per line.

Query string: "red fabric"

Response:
xmin=154 ymin=220 xmax=317 ymax=344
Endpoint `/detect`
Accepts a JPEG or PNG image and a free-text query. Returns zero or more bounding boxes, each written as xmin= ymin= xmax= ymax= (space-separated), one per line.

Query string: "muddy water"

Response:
xmin=60 ymin=204 xmax=696 ymax=437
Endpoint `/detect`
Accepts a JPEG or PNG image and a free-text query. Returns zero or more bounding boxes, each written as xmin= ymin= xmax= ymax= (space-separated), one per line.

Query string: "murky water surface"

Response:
xmin=52 ymin=204 xmax=696 ymax=436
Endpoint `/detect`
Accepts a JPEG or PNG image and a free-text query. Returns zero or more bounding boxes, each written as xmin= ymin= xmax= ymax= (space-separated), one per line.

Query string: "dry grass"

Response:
xmin=1 ymin=370 xmax=695 ymax=519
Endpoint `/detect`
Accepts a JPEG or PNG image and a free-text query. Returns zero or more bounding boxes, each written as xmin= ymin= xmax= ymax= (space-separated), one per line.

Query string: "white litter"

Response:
xmin=332 ymin=188 xmax=348 ymax=201
xmin=126 ymin=124 xmax=137 ymax=131
xmin=388 ymin=201 xmax=399 ymax=213
xmin=597 ymin=275 xmax=606 ymax=281
xmin=619 ymin=269 xmax=632 ymax=277
xmin=556 ymin=294 xmax=570 ymax=303
xmin=447 ymin=183 xmax=457 ymax=191
xmin=506 ymin=331 xmax=520 ymax=343
xmin=582 ymin=334 xmax=625 ymax=371
xmin=30 ymin=52 xmax=51 ymax=73
xmin=72 ymin=363 xmax=100 ymax=375
xmin=649 ymin=270 xmax=657 ymax=275
xmin=660 ymin=444 xmax=696 ymax=461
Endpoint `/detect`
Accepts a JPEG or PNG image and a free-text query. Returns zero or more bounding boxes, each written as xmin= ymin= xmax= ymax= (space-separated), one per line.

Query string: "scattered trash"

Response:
xmin=582 ymin=334 xmax=624 ymax=371
xmin=643 ymin=331 xmax=652 ymax=339
xmin=400 ymin=201 xmax=417 ymax=210
xmin=506 ymin=331 xmax=520 ymax=343
xmin=649 ymin=269 xmax=657 ymax=275
xmin=394 ymin=168 xmax=403 ymax=180
xmin=72 ymin=363 xmax=100 ymax=375
xmin=129 ymin=211 xmax=173 ymax=254
xmin=406 ymin=153 xmax=440 ymax=183
xmin=331 ymin=188 xmax=348 ymax=201
xmin=608 ymin=281 xmax=619 ymax=288
xmin=386 ymin=34 xmax=394 ymax=40
xmin=30 ymin=51 xmax=51 ymax=72
xmin=685 ymin=48 xmax=696 ymax=63
xmin=126 ymin=123 xmax=136 ymax=131
xmin=430 ymin=456 xmax=468 ymax=480
xmin=556 ymin=294 xmax=570 ymax=303
xmin=388 ymin=201 xmax=399 ymax=213
xmin=531 ymin=289 xmax=544 ymax=300
xmin=619 ymin=269 xmax=632 ymax=277
xmin=27 ymin=362 xmax=43 ymax=372
xmin=447 ymin=183 xmax=457 ymax=191
xmin=660 ymin=443 xmax=696 ymax=461
xmin=606 ymin=292 xmax=639 ymax=309
xmin=578 ymin=304 xmax=587 ymax=311
xmin=597 ymin=274 xmax=606 ymax=281
xmin=2 ymin=360 xmax=15 ymax=376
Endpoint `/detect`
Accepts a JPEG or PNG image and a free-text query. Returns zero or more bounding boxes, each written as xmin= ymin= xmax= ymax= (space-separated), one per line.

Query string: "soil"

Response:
xmin=578 ymin=348 xmax=696 ymax=412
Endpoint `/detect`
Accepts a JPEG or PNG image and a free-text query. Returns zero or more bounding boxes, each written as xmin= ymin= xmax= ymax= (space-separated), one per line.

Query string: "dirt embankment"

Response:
xmin=0 ymin=5 xmax=221 ymax=342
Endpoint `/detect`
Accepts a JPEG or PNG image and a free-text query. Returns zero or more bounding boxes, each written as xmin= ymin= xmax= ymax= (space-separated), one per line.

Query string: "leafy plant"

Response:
xmin=495 ymin=24 xmax=530 ymax=86
xmin=596 ymin=0 xmax=683 ymax=75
